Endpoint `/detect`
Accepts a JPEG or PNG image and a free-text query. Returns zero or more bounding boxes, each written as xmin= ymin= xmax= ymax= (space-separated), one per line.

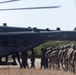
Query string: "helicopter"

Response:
xmin=0 ymin=0 xmax=75 ymax=65
xmin=0 ymin=0 xmax=62 ymax=57
xmin=0 ymin=23 xmax=76 ymax=57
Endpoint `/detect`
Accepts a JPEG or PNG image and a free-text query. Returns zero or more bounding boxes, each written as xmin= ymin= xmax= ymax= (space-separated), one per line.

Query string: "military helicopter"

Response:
xmin=0 ymin=0 xmax=75 ymax=65
xmin=0 ymin=0 xmax=62 ymax=58
xmin=0 ymin=23 xmax=76 ymax=57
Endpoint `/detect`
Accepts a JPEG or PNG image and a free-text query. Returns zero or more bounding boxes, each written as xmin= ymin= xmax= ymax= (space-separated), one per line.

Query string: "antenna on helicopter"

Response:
xmin=3 ymin=23 xmax=7 ymax=26
xmin=56 ymin=27 xmax=60 ymax=31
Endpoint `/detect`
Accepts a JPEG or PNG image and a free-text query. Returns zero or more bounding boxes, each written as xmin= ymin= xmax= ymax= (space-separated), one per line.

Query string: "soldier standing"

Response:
xmin=40 ymin=48 xmax=48 ymax=69
xmin=30 ymin=48 xmax=35 ymax=69
xmin=21 ymin=51 xmax=29 ymax=68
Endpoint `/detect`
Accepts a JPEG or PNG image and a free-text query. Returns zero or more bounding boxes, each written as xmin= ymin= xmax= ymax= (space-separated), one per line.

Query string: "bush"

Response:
xmin=28 ymin=41 xmax=76 ymax=58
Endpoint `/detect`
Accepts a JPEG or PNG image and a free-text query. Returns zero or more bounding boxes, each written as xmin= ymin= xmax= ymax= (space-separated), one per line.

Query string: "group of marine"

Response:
xmin=0 ymin=44 xmax=76 ymax=74
xmin=46 ymin=44 xmax=76 ymax=73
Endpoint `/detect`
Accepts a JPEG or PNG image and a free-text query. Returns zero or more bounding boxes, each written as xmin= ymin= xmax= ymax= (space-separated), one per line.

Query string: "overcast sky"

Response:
xmin=0 ymin=0 xmax=75 ymax=30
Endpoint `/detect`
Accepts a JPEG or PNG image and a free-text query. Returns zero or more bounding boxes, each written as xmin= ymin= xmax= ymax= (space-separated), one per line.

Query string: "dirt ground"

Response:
xmin=0 ymin=58 xmax=75 ymax=75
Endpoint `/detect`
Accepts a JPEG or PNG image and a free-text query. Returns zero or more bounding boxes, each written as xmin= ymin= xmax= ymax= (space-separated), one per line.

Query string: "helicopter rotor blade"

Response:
xmin=0 ymin=6 xmax=61 ymax=11
xmin=0 ymin=0 xmax=20 ymax=4
xmin=75 ymin=0 xmax=76 ymax=8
